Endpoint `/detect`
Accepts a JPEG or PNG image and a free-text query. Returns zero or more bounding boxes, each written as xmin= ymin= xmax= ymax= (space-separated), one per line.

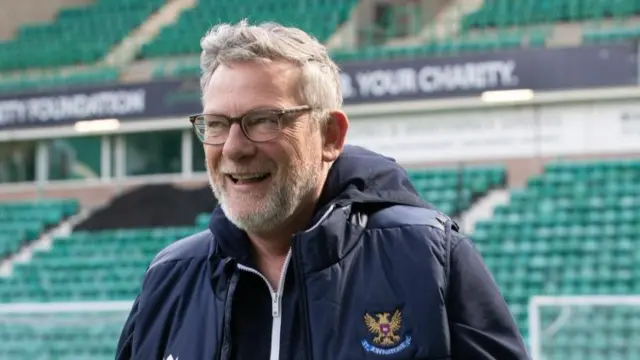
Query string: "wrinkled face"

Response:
xmin=202 ymin=60 xmax=324 ymax=235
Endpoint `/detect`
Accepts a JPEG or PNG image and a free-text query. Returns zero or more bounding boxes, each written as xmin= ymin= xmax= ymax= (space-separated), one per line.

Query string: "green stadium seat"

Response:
xmin=473 ymin=157 xmax=640 ymax=359
xmin=139 ymin=0 xmax=359 ymax=61
xmin=0 ymin=68 xmax=120 ymax=95
xmin=0 ymin=198 xmax=78 ymax=260
xmin=406 ymin=164 xmax=505 ymax=216
xmin=195 ymin=213 xmax=211 ymax=228
xmin=0 ymin=0 xmax=164 ymax=72
xmin=462 ymin=0 xmax=640 ymax=31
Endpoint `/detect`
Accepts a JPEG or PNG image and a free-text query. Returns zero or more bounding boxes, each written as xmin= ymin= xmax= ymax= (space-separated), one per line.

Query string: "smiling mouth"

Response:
xmin=227 ymin=173 xmax=271 ymax=185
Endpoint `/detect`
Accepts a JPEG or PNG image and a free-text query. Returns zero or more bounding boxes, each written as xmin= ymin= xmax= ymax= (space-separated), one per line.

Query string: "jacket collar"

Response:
xmin=208 ymin=145 xmax=434 ymax=269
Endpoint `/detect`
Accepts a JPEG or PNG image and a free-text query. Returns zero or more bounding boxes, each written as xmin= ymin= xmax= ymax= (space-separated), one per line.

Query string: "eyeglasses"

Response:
xmin=189 ymin=105 xmax=313 ymax=145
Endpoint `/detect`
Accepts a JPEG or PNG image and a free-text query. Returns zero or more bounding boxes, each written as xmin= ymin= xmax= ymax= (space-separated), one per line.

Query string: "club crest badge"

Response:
xmin=361 ymin=309 xmax=412 ymax=355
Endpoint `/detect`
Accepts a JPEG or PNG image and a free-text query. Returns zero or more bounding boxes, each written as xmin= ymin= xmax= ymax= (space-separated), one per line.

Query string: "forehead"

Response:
xmin=202 ymin=60 xmax=302 ymax=116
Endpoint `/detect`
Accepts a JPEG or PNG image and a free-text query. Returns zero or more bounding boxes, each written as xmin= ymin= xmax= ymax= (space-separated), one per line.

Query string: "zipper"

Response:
xmin=237 ymin=250 xmax=292 ymax=360
xmin=235 ymin=203 xmax=337 ymax=360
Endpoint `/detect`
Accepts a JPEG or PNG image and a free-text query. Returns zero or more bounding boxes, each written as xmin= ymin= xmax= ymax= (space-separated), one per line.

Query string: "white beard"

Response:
xmin=207 ymin=160 xmax=320 ymax=234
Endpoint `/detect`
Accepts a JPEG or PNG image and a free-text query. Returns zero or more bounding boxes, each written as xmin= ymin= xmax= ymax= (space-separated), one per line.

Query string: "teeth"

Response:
xmin=230 ymin=173 xmax=268 ymax=180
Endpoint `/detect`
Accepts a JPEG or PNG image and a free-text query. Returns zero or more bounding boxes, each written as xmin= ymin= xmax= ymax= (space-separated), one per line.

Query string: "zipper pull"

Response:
xmin=272 ymin=292 xmax=280 ymax=317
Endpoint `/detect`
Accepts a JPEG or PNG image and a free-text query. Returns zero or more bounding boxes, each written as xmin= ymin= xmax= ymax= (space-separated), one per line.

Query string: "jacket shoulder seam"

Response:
xmin=148 ymin=230 xmax=216 ymax=270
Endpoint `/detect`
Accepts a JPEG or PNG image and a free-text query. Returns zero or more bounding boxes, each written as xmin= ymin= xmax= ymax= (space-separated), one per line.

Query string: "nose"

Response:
xmin=221 ymin=123 xmax=257 ymax=161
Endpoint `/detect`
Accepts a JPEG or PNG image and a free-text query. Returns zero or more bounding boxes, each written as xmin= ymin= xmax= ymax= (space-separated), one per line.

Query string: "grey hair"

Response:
xmin=199 ymin=20 xmax=343 ymax=117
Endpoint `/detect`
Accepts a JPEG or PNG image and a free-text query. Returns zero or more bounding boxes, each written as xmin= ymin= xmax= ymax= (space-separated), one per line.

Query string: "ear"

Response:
xmin=321 ymin=110 xmax=349 ymax=162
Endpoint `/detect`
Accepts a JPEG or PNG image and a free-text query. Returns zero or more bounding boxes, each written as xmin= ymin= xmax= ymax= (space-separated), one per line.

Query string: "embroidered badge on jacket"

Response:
xmin=361 ymin=309 xmax=412 ymax=355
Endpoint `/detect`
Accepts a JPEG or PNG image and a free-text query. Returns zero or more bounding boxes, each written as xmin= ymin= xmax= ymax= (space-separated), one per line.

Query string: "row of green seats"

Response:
xmin=68 ymin=226 xmax=194 ymax=240
xmin=151 ymin=29 xmax=545 ymax=77
xmin=0 ymin=287 xmax=139 ymax=303
xmin=524 ymin=181 xmax=640 ymax=198
xmin=544 ymin=158 xmax=640 ymax=174
xmin=413 ymin=176 xmax=498 ymax=193
xmin=476 ymin=234 xmax=636 ymax=254
xmin=0 ymin=352 xmax=115 ymax=360
xmin=20 ymin=256 xmax=150 ymax=271
xmin=0 ymin=343 xmax=116 ymax=357
xmin=0 ymin=227 xmax=43 ymax=259
xmin=0 ymin=208 xmax=69 ymax=223
xmin=0 ymin=223 xmax=200 ymax=302
xmin=584 ymin=26 xmax=640 ymax=43
xmin=0 ymin=235 xmax=22 ymax=258
xmin=0 ymin=68 xmax=119 ymax=95
xmin=530 ymin=172 xmax=640 ymax=185
xmin=0 ymin=198 xmax=78 ymax=259
xmin=140 ymin=0 xmax=357 ymax=59
xmin=332 ymin=32 xmax=542 ymax=63
xmin=195 ymin=213 xmax=210 ymax=228
xmin=0 ymin=323 xmax=121 ymax=336
xmin=492 ymin=205 xmax=640 ymax=221
xmin=476 ymin=221 xmax=640 ymax=237
xmin=0 ymin=198 xmax=78 ymax=214
xmin=0 ymin=223 xmax=42 ymax=237
xmin=471 ymin=158 xmax=640 ymax=348
xmin=462 ymin=0 xmax=640 ymax=31
xmin=49 ymin=241 xmax=168 ymax=257
xmin=482 ymin=254 xmax=635 ymax=272
xmin=0 ymin=277 xmax=142 ymax=290
xmin=142 ymin=16 xmax=344 ymax=58
xmin=407 ymin=165 xmax=505 ymax=180
xmin=0 ymin=0 xmax=164 ymax=71
xmin=510 ymin=195 xmax=640 ymax=210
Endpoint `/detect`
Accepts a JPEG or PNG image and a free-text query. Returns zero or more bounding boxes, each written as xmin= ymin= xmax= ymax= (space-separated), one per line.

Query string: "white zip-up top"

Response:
xmin=237 ymin=251 xmax=292 ymax=360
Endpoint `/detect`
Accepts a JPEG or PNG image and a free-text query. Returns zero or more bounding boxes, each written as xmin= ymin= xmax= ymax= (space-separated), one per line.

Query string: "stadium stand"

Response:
xmin=3 ymin=0 xmax=640 ymax=90
xmin=1 ymin=158 xmax=637 ymax=359
xmin=462 ymin=0 xmax=640 ymax=30
xmin=0 ymin=199 xmax=78 ymax=261
xmin=0 ymin=68 xmax=119 ymax=95
xmin=0 ymin=0 xmax=164 ymax=71
xmin=139 ymin=0 xmax=359 ymax=59
xmin=2 ymin=0 xmax=640 ymax=359
xmin=406 ymin=164 xmax=506 ymax=215
xmin=0 ymin=0 xmax=166 ymax=94
xmin=473 ymin=158 xmax=640 ymax=359
xmin=0 ymin=226 xmax=196 ymax=303
xmin=0 ymin=184 xmax=215 ymax=360
xmin=0 ymin=165 xmax=504 ymax=360
xmin=0 ymin=164 xmax=501 ymax=301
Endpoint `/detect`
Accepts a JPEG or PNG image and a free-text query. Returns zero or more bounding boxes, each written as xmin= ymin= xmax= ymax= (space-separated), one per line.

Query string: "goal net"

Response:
xmin=528 ymin=295 xmax=640 ymax=360
xmin=0 ymin=301 xmax=133 ymax=360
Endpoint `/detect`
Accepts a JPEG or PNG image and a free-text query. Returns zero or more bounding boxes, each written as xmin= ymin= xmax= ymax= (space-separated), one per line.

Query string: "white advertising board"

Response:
xmin=346 ymin=99 xmax=640 ymax=164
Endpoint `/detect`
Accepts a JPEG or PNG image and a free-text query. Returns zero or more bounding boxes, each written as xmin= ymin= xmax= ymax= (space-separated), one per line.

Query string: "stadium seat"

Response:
xmin=583 ymin=26 xmax=640 ymax=43
xmin=0 ymin=0 xmax=164 ymax=72
xmin=461 ymin=0 xmax=640 ymax=31
xmin=195 ymin=212 xmax=210 ymax=228
xmin=407 ymin=165 xmax=506 ymax=216
xmin=0 ymin=198 xmax=78 ymax=260
xmin=139 ymin=0 xmax=359 ymax=60
xmin=473 ymin=158 xmax=640 ymax=359
xmin=0 ymin=225 xmax=196 ymax=304
xmin=0 ymin=214 xmax=205 ymax=360
xmin=0 ymin=68 xmax=120 ymax=94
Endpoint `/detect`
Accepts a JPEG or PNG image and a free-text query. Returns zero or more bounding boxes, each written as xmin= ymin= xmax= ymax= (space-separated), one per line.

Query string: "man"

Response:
xmin=116 ymin=20 xmax=530 ymax=360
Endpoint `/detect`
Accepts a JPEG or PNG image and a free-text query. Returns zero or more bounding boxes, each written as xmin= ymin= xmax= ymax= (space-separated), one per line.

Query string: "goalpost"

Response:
xmin=528 ymin=295 xmax=640 ymax=360
xmin=0 ymin=301 xmax=133 ymax=360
